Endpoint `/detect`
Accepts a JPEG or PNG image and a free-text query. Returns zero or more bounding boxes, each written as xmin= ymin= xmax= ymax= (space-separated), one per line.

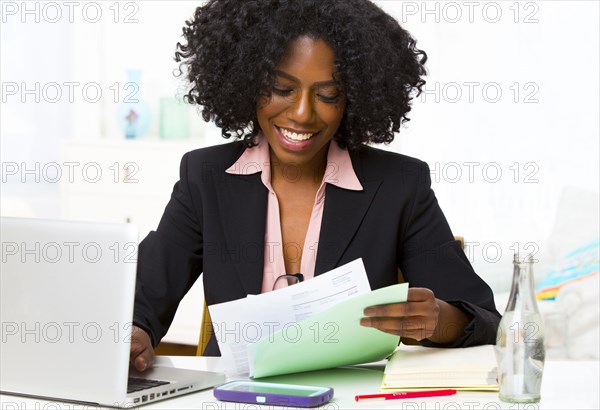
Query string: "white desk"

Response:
xmin=1 ymin=358 xmax=598 ymax=409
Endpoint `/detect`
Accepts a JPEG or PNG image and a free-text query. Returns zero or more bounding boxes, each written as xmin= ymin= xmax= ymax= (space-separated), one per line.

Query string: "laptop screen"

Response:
xmin=1 ymin=217 xmax=139 ymax=405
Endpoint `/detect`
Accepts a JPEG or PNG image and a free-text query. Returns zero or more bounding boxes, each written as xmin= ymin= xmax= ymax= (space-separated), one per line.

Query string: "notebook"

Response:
xmin=0 ymin=217 xmax=225 ymax=408
xmin=382 ymin=344 xmax=498 ymax=391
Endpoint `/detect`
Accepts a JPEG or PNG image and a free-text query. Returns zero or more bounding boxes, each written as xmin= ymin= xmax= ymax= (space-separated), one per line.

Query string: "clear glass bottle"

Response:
xmin=495 ymin=253 xmax=546 ymax=403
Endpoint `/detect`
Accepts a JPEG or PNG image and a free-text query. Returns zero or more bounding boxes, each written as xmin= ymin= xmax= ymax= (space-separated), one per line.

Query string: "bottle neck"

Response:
xmin=506 ymin=259 xmax=539 ymax=313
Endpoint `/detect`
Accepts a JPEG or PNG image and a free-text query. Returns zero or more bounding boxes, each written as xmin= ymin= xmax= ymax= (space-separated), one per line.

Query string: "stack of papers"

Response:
xmin=249 ymin=282 xmax=407 ymax=377
xmin=382 ymin=344 xmax=498 ymax=391
xmin=208 ymin=258 xmax=408 ymax=377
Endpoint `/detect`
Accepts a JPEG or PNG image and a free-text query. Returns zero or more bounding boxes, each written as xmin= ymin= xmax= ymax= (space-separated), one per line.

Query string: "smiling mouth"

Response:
xmin=277 ymin=126 xmax=318 ymax=142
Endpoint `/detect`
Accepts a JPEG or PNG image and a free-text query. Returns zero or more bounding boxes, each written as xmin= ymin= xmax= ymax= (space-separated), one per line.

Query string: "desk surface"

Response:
xmin=1 ymin=358 xmax=598 ymax=409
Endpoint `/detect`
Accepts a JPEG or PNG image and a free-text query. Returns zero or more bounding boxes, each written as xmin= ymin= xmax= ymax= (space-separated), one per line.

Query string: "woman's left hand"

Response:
xmin=360 ymin=286 xmax=473 ymax=344
xmin=360 ymin=287 xmax=441 ymax=341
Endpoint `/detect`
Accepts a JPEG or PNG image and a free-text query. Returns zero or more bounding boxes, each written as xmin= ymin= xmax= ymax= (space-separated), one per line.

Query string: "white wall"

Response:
xmin=2 ymin=1 xmax=598 ymax=290
xmin=377 ymin=1 xmax=600 ymax=287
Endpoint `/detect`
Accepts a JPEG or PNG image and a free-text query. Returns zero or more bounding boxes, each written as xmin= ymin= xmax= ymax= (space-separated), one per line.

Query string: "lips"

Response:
xmin=276 ymin=126 xmax=318 ymax=142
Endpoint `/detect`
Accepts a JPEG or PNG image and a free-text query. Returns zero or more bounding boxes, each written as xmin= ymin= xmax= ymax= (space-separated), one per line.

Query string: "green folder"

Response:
xmin=248 ymin=283 xmax=409 ymax=378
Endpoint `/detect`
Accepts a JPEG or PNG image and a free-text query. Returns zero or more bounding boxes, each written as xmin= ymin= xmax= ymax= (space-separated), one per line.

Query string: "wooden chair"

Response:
xmin=196 ymin=302 xmax=213 ymax=356
xmin=195 ymin=236 xmax=465 ymax=355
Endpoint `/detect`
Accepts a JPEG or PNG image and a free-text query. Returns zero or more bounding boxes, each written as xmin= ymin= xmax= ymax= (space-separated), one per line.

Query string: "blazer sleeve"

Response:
xmin=132 ymin=152 xmax=203 ymax=347
xmin=398 ymin=161 xmax=501 ymax=347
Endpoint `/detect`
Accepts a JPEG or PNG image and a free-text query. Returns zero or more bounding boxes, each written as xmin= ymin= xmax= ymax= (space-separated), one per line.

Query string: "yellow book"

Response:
xmin=382 ymin=344 xmax=498 ymax=391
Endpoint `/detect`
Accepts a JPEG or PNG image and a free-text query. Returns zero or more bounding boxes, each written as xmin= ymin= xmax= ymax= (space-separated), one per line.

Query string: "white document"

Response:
xmin=208 ymin=258 xmax=371 ymax=375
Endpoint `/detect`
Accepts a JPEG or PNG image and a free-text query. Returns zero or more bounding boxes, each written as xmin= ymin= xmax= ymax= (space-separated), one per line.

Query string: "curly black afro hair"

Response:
xmin=175 ymin=0 xmax=427 ymax=150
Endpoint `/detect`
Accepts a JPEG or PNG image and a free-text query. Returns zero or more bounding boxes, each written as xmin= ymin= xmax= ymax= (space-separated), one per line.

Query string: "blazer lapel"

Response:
xmin=315 ymin=149 xmax=382 ymax=274
xmin=216 ymin=172 xmax=267 ymax=295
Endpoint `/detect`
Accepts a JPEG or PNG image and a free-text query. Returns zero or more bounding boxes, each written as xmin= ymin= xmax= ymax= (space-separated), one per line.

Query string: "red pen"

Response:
xmin=355 ymin=389 xmax=457 ymax=401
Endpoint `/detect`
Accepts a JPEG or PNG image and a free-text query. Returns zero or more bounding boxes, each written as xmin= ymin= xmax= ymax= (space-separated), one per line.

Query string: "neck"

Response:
xmin=269 ymin=143 xmax=330 ymax=188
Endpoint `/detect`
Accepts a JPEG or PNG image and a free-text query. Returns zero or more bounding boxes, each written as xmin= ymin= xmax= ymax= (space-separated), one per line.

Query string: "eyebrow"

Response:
xmin=274 ymin=70 xmax=339 ymax=87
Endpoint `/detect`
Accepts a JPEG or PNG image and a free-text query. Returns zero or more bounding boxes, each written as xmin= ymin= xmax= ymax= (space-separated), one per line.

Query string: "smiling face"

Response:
xmin=257 ymin=36 xmax=346 ymax=173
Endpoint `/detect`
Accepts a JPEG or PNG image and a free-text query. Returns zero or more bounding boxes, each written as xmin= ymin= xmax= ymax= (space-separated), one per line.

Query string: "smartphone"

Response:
xmin=213 ymin=380 xmax=334 ymax=407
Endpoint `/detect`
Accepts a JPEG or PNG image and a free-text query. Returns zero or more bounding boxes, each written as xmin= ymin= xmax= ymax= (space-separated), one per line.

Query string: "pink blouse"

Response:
xmin=226 ymin=135 xmax=362 ymax=293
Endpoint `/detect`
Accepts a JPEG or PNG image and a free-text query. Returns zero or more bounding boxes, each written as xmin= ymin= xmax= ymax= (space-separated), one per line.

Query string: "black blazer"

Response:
xmin=133 ymin=141 xmax=500 ymax=356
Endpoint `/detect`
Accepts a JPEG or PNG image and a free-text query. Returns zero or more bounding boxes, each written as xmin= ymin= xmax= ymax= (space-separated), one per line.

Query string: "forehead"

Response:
xmin=276 ymin=36 xmax=338 ymax=82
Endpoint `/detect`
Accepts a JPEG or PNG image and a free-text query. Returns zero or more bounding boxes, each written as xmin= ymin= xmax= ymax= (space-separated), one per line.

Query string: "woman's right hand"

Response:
xmin=130 ymin=325 xmax=155 ymax=372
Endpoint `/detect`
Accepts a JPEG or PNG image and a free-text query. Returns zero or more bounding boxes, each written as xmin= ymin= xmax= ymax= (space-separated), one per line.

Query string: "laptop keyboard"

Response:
xmin=127 ymin=377 xmax=170 ymax=393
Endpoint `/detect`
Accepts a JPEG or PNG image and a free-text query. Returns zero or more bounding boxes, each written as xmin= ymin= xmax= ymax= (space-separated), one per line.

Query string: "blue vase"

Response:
xmin=117 ymin=69 xmax=152 ymax=139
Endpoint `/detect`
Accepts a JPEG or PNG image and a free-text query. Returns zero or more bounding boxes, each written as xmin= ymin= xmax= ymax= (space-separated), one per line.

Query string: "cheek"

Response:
xmin=323 ymin=103 xmax=346 ymax=127
xmin=257 ymin=97 xmax=286 ymax=121
xmin=256 ymin=95 xmax=271 ymax=110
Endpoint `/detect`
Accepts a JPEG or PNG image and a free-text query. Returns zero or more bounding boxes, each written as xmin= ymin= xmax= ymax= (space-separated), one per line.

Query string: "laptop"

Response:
xmin=0 ymin=217 xmax=225 ymax=408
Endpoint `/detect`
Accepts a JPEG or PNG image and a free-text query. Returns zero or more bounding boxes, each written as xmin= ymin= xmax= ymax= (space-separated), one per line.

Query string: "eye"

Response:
xmin=317 ymin=93 xmax=341 ymax=103
xmin=315 ymin=84 xmax=343 ymax=104
xmin=272 ymin=87 xmax=293 ymax=96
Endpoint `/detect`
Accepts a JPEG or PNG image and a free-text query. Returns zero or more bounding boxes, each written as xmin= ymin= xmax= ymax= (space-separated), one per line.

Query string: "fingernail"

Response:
xmin=364 ymin=308 xmax=375 ymax=316
xmin=140 ymin=358 xmax=147 ymax=371
xmin=360 ymin=318 xmax=372 ymax=327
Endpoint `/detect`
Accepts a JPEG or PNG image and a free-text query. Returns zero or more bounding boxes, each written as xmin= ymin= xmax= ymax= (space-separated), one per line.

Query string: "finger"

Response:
xmin=360 ymin=317 xmax=435 ymax=340
xmin=129 ymin=340 xmax=145 ymax=362
xmin=134 ymin=355 xmax=148 ymax=372
xmin=135 ymin=353 xmax=151 ymax=372
xmin=364 ymin=300 xmax=438 ymax=318
xmin=364 ymin=288 xmax=436 ymax=316
xmin=131 ymin=345 xmax=155 ymax=372
xmin=129 ymin=326 xmax=154 ymax=372
xmin=360 ymin=316 xmax=435 ymax=331
xmin=129 ymin=342 xmax=146 ymax=371
xmin=373 ymin=326 xmax=434 ymax=340
xmin=407 ymin=287 xmax=435 ymax=302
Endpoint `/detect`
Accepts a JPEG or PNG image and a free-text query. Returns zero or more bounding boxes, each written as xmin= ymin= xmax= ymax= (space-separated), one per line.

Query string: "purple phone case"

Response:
xmin=213 ymin=383 xmax=334 ymax=408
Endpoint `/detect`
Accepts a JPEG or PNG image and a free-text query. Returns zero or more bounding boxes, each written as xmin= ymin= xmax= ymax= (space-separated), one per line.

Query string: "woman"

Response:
xmin=130 ymin=0 xmax=500 ymax=371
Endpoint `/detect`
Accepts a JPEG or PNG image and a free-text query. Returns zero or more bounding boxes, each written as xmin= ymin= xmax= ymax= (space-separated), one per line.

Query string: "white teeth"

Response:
xmin=279 ymin=127 xmax=315 ymax=141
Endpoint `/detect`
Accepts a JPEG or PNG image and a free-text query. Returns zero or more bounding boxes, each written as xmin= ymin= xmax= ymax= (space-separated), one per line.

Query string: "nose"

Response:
xmin=287 ymin=90 xmax=315 ymax=125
